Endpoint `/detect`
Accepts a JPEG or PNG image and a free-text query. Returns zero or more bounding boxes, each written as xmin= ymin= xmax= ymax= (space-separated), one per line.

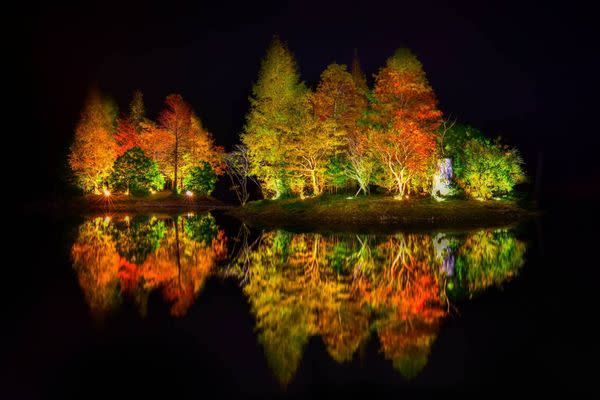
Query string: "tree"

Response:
xmin=69 ymin=88 xmax=118 ymax=193
xmin=453 ymin=137 xmax=525 ymax=200
xmin=286 ymin=94 xmax=343 ymax=196
xmin=141 ymin=94 xmax=223 ymax=192
xmin=285 ymin=64 xmax=367 ymax=196
xmin=113 ymin=90 xmax=147 ymax=156
xmin=351 ymin=48 xmax=369 ymax=95
xmin=183 ymin=161 xmax=217 ymax=196
xmin=346 ymin=130 xmax=377 ymax=195
xmin=225 ymin=144 xmax=256 ymax=206
xmin=114 ymin=117 xmax=138 ymax=156
xmin=108 ymin=147 xmax=164 ymax=195
xmin=129 ymin=90 xmax=145 ymax=132
xmin=241 ymin=35 xmax=307 ymax=198
xmin=370 ymin=49 xmax=442 ymax=198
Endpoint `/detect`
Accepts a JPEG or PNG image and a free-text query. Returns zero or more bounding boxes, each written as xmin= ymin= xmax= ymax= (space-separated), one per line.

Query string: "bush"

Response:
xmin=183 ymin=162 xmax=217 ymax=196
xmin=453 ymin=138 xmax=525 ymax=200
xmin=109 ymin=147 xmax=164 ymax=196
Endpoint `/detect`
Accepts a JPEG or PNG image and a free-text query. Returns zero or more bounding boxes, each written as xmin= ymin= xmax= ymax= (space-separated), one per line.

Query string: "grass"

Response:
xmin=71 ymin=190 xmax=231 ymax=212
xmin=228 ymin=194 xmax=538 ymax=233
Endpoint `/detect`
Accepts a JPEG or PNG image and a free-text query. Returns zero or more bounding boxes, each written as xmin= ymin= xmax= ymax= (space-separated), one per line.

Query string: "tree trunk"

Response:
xmin=311 ymin=170 xmax=320 ymax=196
xmin=173 ymin=131 xmax=179 ymax=193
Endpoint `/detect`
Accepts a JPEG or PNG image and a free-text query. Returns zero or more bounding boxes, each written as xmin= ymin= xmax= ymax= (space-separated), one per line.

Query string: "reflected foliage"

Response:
xmin=234 ymin=228 xmax=526 ymax=385
xmin=71 ymin=215 xmax=526 ymax=385
xmin=71 ymin=213 xmax=226 ymax=317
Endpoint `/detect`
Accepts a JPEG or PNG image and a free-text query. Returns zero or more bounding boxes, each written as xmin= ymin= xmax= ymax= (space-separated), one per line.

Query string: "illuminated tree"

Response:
xmin=370 ymin=49 xmax=442 ymax=198
xmin=69 ymin=88 xmax=118 ymax=193
xmin=114 ymin=117 xmax=138 ymax=156
xmin=109 ymin=147 xmax=164 ymax=195
xmin=183 ymin=162 xmax=217 ymax=196
xmin=140 ymin=95 xmax=223 ymax=192
xmin=286 ymin=95 xmax=342 ymax=196
xmin=113 ymin=91 xmax=147 ymax=156
xmin=225 ymin=144 xmax=256 ymax=206
xmin=346 ymin=130 xmax=378 ymax=195
xmin=453 ymin=137 xmax=525 ymax=200
xmin=241 ymin=35 xmax=307 ymax=198
xmin=288 ymin=63 xmax=367 ymax=195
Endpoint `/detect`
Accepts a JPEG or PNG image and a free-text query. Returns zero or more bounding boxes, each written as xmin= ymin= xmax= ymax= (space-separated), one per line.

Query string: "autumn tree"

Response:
xmin=286 ymin=64 xmax=368 ymax=196
xmin=113 ymin=91 xmax=147 ymax=156
xmin=241 ymin=36 xmax=307 ymax=198
xmin=370 ymin=49 xmax=443 ymax=198
xmin=114 ymin=117 xmax=138 ymax=156
xmin=69 ymin=88 xmax=118 ymax=193
xmin=140 ymin=95 xmax=223 ymax=192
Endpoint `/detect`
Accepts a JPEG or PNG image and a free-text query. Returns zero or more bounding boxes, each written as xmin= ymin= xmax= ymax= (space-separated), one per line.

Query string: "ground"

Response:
xmin=67 ymin=190 xmax=231 ymax=212
xmin=227 ymin=194 xmax=537 ymax=232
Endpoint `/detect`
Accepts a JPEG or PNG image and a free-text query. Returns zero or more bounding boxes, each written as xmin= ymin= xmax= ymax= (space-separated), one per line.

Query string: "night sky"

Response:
xmin=22 ymin=0 xmax=599 ymax=200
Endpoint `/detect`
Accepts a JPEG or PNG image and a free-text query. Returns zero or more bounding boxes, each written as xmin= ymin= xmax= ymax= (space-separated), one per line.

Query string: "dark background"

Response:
xmin=5 ymin=0 xmax=599 ymax=397
xmin=17 ymin=0 xmax=600 ymax=204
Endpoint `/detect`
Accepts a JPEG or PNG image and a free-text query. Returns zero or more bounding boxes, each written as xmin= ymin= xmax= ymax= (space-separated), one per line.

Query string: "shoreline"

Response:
xmin=226 ymin=195 xmax=538 ymax=233
xmin=23 ymin=193 xmax=539 ymax=233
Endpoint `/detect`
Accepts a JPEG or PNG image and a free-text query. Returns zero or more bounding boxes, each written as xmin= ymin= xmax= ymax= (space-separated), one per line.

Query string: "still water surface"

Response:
xmin=56 ymin=211 xmax=532 ymax=394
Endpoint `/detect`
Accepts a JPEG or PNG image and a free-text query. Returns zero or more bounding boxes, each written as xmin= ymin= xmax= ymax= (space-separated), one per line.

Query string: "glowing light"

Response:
xmin=124 ymin=189 xmax=130 ymax=195
xmin=187 ymin=212 xmax=194 ymax=218
xmin=102 ymin=189 xmax=111 ymax=197
xmin=103 ymin=215 xmax=111 ymax=224
xmin=185 ymin=190 xmax=194 ymax=197
xmin=346 ymin=196 xmax=355 ymax=200
xmin=150 ymin=189 xmax=156 ymax=194
xmin=124 ymin=215 xmax=130 ymax=223
xmin=432 ymin=158 xmax=453 ymax=201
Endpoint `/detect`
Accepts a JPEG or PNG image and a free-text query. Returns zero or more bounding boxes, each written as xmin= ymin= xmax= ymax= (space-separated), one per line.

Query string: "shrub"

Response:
xmin=109 ymin=147 xmax=164 ymax=196
xmin=453 ymin=138 xmax=525 ymax=200
xmin=183 ymin=162 xmax=217 ymax=196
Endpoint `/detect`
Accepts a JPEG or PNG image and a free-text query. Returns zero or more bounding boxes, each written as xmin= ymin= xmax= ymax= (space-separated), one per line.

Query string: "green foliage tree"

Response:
xmin=183 ymin=162 xmax=217 ymax=196
xmin=438 ymin=121 xmax=485 ymax=159
xmin=109 ymin=147 xmax=164 ymax=196
xmin=453 ymin=138 xmax=525 ymax=200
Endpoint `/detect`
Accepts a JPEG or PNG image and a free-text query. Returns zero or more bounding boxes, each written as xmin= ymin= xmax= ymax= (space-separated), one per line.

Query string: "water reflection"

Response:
xmin=71 ymin=213 xmax=526 ymax=385
xmin=71 ymin=214 xmax=227 ymax=317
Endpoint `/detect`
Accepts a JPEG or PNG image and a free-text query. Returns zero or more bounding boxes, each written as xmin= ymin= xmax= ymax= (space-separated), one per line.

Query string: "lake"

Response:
xmin=9 ymin=209 xmax=566 ymax=396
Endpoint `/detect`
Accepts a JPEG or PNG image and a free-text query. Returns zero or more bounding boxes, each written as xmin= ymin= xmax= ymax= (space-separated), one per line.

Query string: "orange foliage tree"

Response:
xmin=69 ymin=88 xmax=118 ymax=193
xmin=140 ymin=95 xmax=223 ymax=191
xmin=371 ymin=49 xmax=442 ymax=198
